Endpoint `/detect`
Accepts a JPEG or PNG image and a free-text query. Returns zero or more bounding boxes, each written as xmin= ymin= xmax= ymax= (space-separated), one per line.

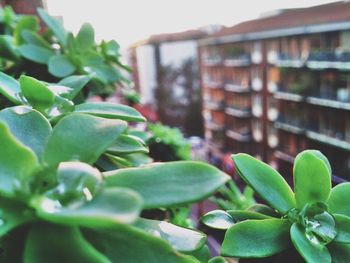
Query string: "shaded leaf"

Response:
xmin=221 ymin=219 xmax=291 ymax=258
xmin=21 ymin=30 xmax=51 ymax=48
xmin=57 ymin=75 xmax=90 ymax=100
xmin=328 ymin=183 xmax=350 ymax=217
xmin=107 ymin=134 xmax=148 ymax=154
xmin=14 ymin=16 xmax=38 ymax=45
xmin=227 ymin=210 xmax=273 ymax=222
xmin=0 ymin=35 xmax=20 ymax=61
xmin=290 ymin=223 xmax=331 ymax=263
xmin=104 ymin=161 xmax=230 ymax=208
xmin=0 ymin=72 xmax=23 ymax=104
xmin=328 ymin=242 xmax=350 ymax=263
xmin=334 ymin=214 xmax=350 ymax=243
xmin=19 ymin=44 xmax=54 ymax=64
xmin=48 ymin=54 xmax=76 ymax=78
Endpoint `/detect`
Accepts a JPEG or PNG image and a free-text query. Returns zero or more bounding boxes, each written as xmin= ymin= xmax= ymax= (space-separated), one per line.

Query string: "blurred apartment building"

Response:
xmin=128 ymin=27 xmax=222 ymax=136
xmin=199 ymin=1 xmax=350 ymax=182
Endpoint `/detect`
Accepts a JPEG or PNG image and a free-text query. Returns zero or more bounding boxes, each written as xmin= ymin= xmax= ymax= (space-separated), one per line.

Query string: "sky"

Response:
xmin=46 ymin=0 xmax=340 ymax=49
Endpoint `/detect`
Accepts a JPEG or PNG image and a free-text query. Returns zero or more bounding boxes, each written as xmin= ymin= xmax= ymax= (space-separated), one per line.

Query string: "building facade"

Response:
xmin=199 ymin=1 xmax=350 ymax=182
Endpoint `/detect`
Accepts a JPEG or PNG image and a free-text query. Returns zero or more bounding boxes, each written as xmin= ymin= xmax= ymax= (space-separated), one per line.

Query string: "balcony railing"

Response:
xmin=204 ymin=100 xmax=225 ymax=111
xmin=275 ymin=117 xmax=305 ymax=134
xmin=225 ymin=107 xmax=251 ymax=118
xmin=224 ymin=83 xmax=250 ymax=93
xmin=203 ymin=80 xmax=223 ymax=89
xmin=226 ymin=129 xmax=251 ymax=142
xmin=205 ymin=120 xmax=225 ymax=131
xmin=306 ymin=128 xmax=350 ymax=151
xmin=274 ymin=85 xmax=304 ymax=102
xmin=203 ymin=57 xmax=222 ymax=67
xmin=223 ymin=54 xmax=251 ymax=67
xmin=307 ymin=51 xmax=350 ymax=70
xmin=276 ymin=53 xmax=305 ymax=68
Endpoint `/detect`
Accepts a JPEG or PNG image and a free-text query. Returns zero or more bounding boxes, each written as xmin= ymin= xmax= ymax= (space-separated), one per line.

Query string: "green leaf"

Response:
xmin=83 ymin=226 xmax=198 ymax=263
xmin=328 ymin=183 xmax=350 ymax=217
xmin=57 ymin=75 xmax=90 ymax=100
xmin=104 ymin=161 xmax=230 ymax=208
xmin=328 ymin=242 xmax=350 ymax=263
xmin=293 ymin=150 xmax=331 ymax=209
xmin=44 ymin=113 xmax=127 ymax=165
xmin=334 ymin=214 xmax=350 ymax=243
xmin=0 ymin=106 xmax=51 ymax=160
xmin=75 ymin=102 xmax=146 ymax=122
xmin=14 ymin=15 xmax=38 ymax=45
xmin=20 ymin=75 xmax=55 ymax=113
xmin=37 ymin=8 xmax=67 ymax=46
xmin=0 ymin=71 xmax=23 ymax=104
xmin=201 ymin=210 xmax=235 ymax=230
xmin=0 ymin=35 xmax=20 ymax=61
xmin=24 ymin=224 xmax=110 ymax=263
xmin=89 ymin=64 xmax=119 ymax=83
xmin=232 ymin=153 xmax=295 ymax=214
xmin=21 ymin=30 xmax=51 ymax=49
xmin=227 ymin=210 xmax=273 ymax=221
xmin=107 ymin=134 xmax=148 ymax=154
xmin=76 ymin=23 xmax=95 ymax=50
xmin=188 ymin=245 xmax=210 ymax=263
xmin=48 ymin=54 xmax=76 ymax=78
xmin=19 ymin=44 xmax=54 ymax=64
xmin=36 ymin=187 xmax=142 ymax=227
xmin=208 ymin=257 xmax=229 ymax=263
xmin=221 ymin=219 xmax=291 ymax=258
xmin=133 ymin=218 xmax=206 ymax=252
xmin=0 ymin=121 xmax=38 ymax=197
xmin=0 ymin=197 xmax=35 ymax=237
xmin=290 ymin=223 xmax=331 ymax=263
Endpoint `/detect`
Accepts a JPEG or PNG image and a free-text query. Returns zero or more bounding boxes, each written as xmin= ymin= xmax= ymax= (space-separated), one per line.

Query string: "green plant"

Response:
xmin=202 ymin=150 xmax=350 ymax=263
xmin=0 ymin=72 xmax=230 ymax=262
xmin=147 ymin=122 xmax=191 ymax=161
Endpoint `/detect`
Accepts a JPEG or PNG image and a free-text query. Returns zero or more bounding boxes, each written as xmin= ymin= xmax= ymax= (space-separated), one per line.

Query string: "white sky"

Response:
xmin=47 ymin=0 xmax=340 ymax=49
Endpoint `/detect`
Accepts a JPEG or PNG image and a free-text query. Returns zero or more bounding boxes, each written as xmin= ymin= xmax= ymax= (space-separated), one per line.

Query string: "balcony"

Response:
xmin=307 ymin=89 xmax=350 ymax=111
xmin=306 ymin=129 xmax=350 ymax=152
xmin=203 ymin=57 xmax=222 ymax=67
xmin=276 ymin=53 xmax=305 ymax=68
xmin=252 ymin=104 xmax=263 ymax=117
xmin=252 ymin=77 xmax=263 ymax=91
xmin=205 ymin=120 xmax=225 ymax=131
xmin=224 ymin=83 xmax=250 ymax=93
xmin=307 ymin=51 xmax=350 ymax=70
xmin=225 ymin=107 xmax=251 ymax=118
xmin=203 ymin=100 xmax=225 ymax=111
xmin=273 ymin=85 xmax=304 ymax=102
xmin=252 ymin=128 xmax=263 ymax=142
xmin=223 ymin=54 xmax=251 ymax=67
xmin=203 ymin=80 xmax=223 ymax=89
xmin=226 ymin=129 xmax=251 ymax=142
xmin=268 ymin=107 xmax=279 ymax=121
xmin=274 ymin=150 xmax=295 ymax=164
xmin=275 ymin=117 xmax=305 ymax=134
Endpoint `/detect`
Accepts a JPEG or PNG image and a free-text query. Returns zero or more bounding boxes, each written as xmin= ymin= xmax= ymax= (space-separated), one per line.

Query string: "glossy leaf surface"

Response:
xmin=0 ymin=71 xmax=23 ymax=104
xmin=201 ymin=210 xmax=235 ymax=230
xmin=232 ymin=153 xmax=295 ymax=214
xmin=221 ymin=219 xmax=290 ymax=258
xmin=107 ymin=134 xmax=148 ymax=154
xmin=104 ymin=161 xmax=230 ymax=208
xmin=328 ymin=183 xmax=350 ymax=217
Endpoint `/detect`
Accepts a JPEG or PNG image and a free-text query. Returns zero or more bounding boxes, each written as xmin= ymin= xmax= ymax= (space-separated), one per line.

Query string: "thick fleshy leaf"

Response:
xmin=221 ymin=219 xmax=291 ymax=257
xmin=208 ymin=257 xmax=229 ymax=263
xmin=44 ymin=113 xmax=127 ymax=165
xmin=76 ymin=23 xmax=95 ymax=50
xmin=20 ymin=75 xmax=55 ymax=113
xmin=294 ymin=150 xmax=331 ymax=209
xmin=0 ymin=121 xmax=38 ymax=197
xmin=201 ymin=210 xmax=235 ymax=230
xmin=37 ymin=8 xmax=67 ymax=46
xmin=104 ymin=161 xmax=230 ymax=208
xmin=328 ymin=242 xmax=350 ymax=263
xmin=328 ymin=183 xmax=350 ymax=217
xmin=21 ymin=30 xmax=51 ymax=48
xmin=48 ymin=54 xmax=76 ymax=78
xmin=83 ymin=226 xmax=198 ymax=263
xmin=107 ymin=134 xmax=148 ymax=154
xmin=36 ymin=187 xmax=142 ymax=227
xmin=133 ymin=218 xmax=206 ymax=252
xmin=19 ymin=44 xmax=54 ymax=64
xmin=57 ymin=75 xmax=90 ymax=100
xmin=0 ymin=197 xmax=35 ymax=237
xmin=14 ymin=16 xmax=38 ymax=45
xmin=75 ymin=102 xmax=146 ymax=122
xmin=45 ymin=162 xmax=103 ymax=205
xmin=24 ymin=224 xmax=110 ymax=263
xmin=232 ymin=154 xmax=295 ymax=214
xmin=0 ymin=71 xmax=23 ymax=104
xmin=290 ymin=223 xmax=331 ymax=263
xmin=186 ymin=245 xmax=210 ymax=263
xmin=334 ymin=214 xmax=350 ymax=243
xmin=0 ymin=106 xmax=51 ymax=159
xmin=0 ymin=35 xmax=20 ymax=61
xmin=227 ymin=210 xmax=273 ymax=221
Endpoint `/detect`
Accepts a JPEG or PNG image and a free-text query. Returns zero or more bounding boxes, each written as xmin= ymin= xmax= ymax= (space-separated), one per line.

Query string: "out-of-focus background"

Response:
xmin=2 ymin=0 xmax=350 ymax=182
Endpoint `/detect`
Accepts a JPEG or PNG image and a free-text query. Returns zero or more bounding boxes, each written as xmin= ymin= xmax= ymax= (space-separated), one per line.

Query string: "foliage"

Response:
xmin=202 ymin=150 xmax=350 ymax=263
xmin=0 ymin=6 xmax=131 ymax=98
xmin=0 ymin=72 xmax=230 ymax=262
